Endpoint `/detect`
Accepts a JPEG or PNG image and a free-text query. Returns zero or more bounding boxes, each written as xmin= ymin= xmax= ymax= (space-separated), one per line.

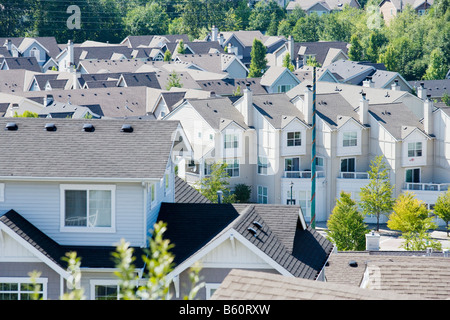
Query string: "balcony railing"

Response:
xmin=284 ymin=171 xmax=325 ymax=179
xmin=339 ymin=172 xmax=369 ymax=179
xmin=404 ymin=182 xmax=449 ymax=192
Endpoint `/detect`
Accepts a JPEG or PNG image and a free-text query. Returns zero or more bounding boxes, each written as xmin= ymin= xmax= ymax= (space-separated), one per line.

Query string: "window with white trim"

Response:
xmin=258 ymin=156 xmax=269 ymax=175
xmin=205 ymin=283 xmax=221 ymax=299
xmin=0 ymin=277 xmax=47 ymax=300
xmin=225 ymin=159 xmax=239 ymax=177
xmin=257 ymin=186 xmax=268 ymax=204
xmin=407 ymin=142 xmax=422 ymax=157
xmin=224 ymin=134 xmax=239 ymax=149
xmin=287 ymin=131 xmax=301 ymax=147
xmin=60 ymin=184 xmax=115 ymax=231
xmin=343 ymin=132 xmax=357 ymax=147
xmin=90 ymin=280 xmax=121 ymax=300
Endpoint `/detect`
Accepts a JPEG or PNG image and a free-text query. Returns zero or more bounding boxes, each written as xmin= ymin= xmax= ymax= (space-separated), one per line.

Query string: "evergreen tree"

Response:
xmin=423 ymin=48 xmax=448 ymax=80
xmin=165 ymin=71 xmax=183 ymax=90
xmin=247 ymin=38 xmax=267 ymax=78
xmin=164 ymin=50 xmax=172 ymax=62
xmin=348 ymin=34 xmax=363 ymax=61
xmin=282 ymin=53 xmax=295 ymax=71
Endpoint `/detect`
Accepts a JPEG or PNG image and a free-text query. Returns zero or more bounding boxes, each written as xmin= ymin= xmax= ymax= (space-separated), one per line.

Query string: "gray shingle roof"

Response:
xmin=196 ymin=78 xmax=267 ymax=96
xmin=1 ymin=57 xmax=42 ymax=72
xmin=0 ymin=118 xmax=180 ymax=179
xmin=174 ymin=176 xmax=211 ymax=204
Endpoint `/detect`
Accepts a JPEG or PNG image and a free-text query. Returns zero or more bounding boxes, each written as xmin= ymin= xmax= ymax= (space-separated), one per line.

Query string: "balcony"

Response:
xmin=339 ymin=172 xmax=369 ymax=179
xmin=284 ymin=171 xmax=325 ymax=179
xmin=404 ymin=182 xmax=449 ymax=192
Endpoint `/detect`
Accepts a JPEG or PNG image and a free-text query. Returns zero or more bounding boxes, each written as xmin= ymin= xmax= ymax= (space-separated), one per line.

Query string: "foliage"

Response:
xmin=306 ymin=56 xmax=321 ymax=67
xmin=247 ymin=0 xmax=285 ymax=32
xmin=387 ymin=192 xmax=442 ymax=250
xmin=423 ymin=48 xmax=448 ymax=80
xmin=282 ymin=53 xmax=295 ymax=71
xmin=247 ymin=38 xmax=267 ymax=78
xmin=359 ymin=156 xmax=395 ymax=231
xmin=348 ymin=34 xmax=363 ymax=61
xmin=164 ymin=49 xmax=172 ymax=62
xmin=233 ymin=183 xmax=252 ymax=203
xmin=434 ymin=190 xmax=450 ymax=236
xmin=196 ymin=162 xmax=236 ymax=203
xmin=442 ymin=93 xmax=450 ymax=106
xmin=124 ymin=2 xmax=169 ymax=36
xmin=13 ymin=110 xmax=39 ymax=118
xmin=177 ymin=40 xmax=186 ymax=54
xmin=327 ymin=191 xmax=369 ymax=251
xmin=165 ymin=70 xmax=183 ymax=90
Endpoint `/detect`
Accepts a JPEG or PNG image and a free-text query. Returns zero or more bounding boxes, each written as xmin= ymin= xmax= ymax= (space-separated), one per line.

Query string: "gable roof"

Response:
xmin=174 ymin=176 xmax=211 ymax=204
xmin=157 ymin=202 xmax=333 ymax=280
xmin=0 ymin=209 xmax=145 ymax=272
xmin=260 ymin=66 xmax=301 ymax=87
xmin=1 ymin=57 xmax=42 ymax=72
xmin=295 ymin=41 xmax=350 ymax=65
xmin=0 ymin=37 xmax=61 ymax=59
xmin=196 ymin=78 xmax=267 ymax=96
xmin=0 ymin=118 xmax=180 ymax=180
xmin=325 ymin=60 xmax=375 ymax=85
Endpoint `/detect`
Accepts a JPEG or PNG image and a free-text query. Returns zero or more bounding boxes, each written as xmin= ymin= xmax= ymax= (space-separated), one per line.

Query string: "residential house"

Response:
xmin=165 ymin=41 xmax=225 ymax=59
xmin=286 ymin=0 xmax=361 ymax=15
xmin=379 ymin=0 xmax=434 ymax=24
xmin=260 ymin=66 xmax=302 ymax=93
xmin=293 ymin=66 xmax=340 ymax=83
xmin=157 ymin=202 xmax=334 ymax=299
xmin=409 ymin=79 xmax=450 ymax=102
xmin=120 ymin=35 xmax=189 ymax=49
xmin=0 ymin=57 xmax=42 ymax=73
xmin=0 ymin=118 xmax=191 ymax=300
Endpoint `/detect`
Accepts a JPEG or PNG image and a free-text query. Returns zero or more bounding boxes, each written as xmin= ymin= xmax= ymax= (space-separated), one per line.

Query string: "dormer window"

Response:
xmin=343 ymin=132 xmax=357 ymax=147
xmin=408 ymin=142 xmax=422 ymax=157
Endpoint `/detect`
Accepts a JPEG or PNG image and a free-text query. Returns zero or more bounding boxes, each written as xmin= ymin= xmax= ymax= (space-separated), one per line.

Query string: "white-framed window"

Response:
xmin=0 ymin=277 xmax=47 ymax=300
xmin=225 ymin=159 xmax=239 ymax=177
xmin=406 ymin=168 xmax=420 ymax=183
xmin=315 ymin=156 xmax=324 ymax=168
xmin=30 ymin=47 xmax=41 ymax=61
xmin=408 ymin=142 xmax=422 ymax=157
xmin=90 ymin=280 xmax=120 ymax=300
xmin=60 ymin=184 xmax=116 ymax=232
xmin=298 ymin=190 xmax=311 ymax=215
xmin=285 ymin=157 xmax=300 ymax=172
xmin=0 ymin=183 xmax=4 ymax=202
xmin=257 ymin=185 xmax=268 ymax=204
xmin=343 ymin=132 xmax=357 ymax=147
xmin=205 ymin=283 xmax=221 ymax=300
xmin=258 ymin=156 xmax=269 ymax=175
xmin=340 ymin=158 xmax=355 ymax=172
xmin=224 ymin=134 xmax=239 ymax=149
xmin=287 ymin=131 xmax=301 ymax=147
xmin=277 ymin=84 xmax=292 ymax=93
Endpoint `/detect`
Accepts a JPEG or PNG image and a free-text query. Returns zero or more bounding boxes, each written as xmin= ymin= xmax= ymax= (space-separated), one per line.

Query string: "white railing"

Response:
xmin=339 ymin=172 xmax=369 ymax=179
xmin=284 ymin=171 xmax=325 ymax=179
xmin=404 ymin=182 xmax=449 ymax=192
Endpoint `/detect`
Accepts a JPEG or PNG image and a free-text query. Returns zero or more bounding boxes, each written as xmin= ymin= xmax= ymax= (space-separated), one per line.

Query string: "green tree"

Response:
xmin=434 ymin=190 xmax=450 ymax=236
xmin=196 ymin=162 xmax=236 ymax=203
xmin=124 ymin=2 xmax=170 ymax=36
xmin=247 ymin=38 xmax=267 ymax=78
xmin=282 ymin=53 xmax=295 ymax=71
xmin=387 ymin=192 xmax=442 ymax=250
xmin=442 ymin=93 xmax=450 ymax=106
xmin=234 ymin=183 xmax=251 ymax=203
xmin=423 ymin=48 xmax=448 ymax=80
xmin=327 ymin=191 xmax=369 ymax=251
xmin=165 ymin=70 xmax=183 ymax=90
xmin=365 ymin=30 xmax=387 ymax=63
xmin=164 ymin=49 xmax=172 ymax=62
xmin=177 ymin=40 xmax=186 ymax=54
xmin=359 ymin=156 xmax=395 ymax=231
xmin=13 ymin=111 xmax=39 ymax=118
xmin=247 ymin=0 xmax=285 ymax=32
xmin=306 ymin=56 xmax=321 ymax=67
xmin=348 ymin=34 xmax=363 ymax=61
xmin=292 ymin=13 xmax=321 ymax=42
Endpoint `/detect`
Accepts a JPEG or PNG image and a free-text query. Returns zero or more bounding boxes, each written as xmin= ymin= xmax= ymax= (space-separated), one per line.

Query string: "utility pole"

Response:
xmin=311 ymin=66 xmax=317 ymax=229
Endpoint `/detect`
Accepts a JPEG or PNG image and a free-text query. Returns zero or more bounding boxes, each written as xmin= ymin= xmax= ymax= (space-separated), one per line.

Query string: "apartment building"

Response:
xmin=166 ymin=80 xmax=449 ymax=226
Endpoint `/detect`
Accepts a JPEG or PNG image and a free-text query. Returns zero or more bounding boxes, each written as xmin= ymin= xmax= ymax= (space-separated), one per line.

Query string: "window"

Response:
xmin=0 ymin=183 xmax=4 ymax=202
xmin=150 ymin=184 xmax=156 ymax=203
xmin=406 ymin=168 xmax=420 ymax=183
xmin=298 ymin=190 xmax=311 ymax=215
xmin=408 ymin=142 xmax=422 ymax=157
xmin=285 ymin=158 xmax=300 ymax=173
xmin=0 ymin=278 xmax=47 ymax=300
xmin=204 ymin=162 xmax=213 ymax=176
xmin=277 ymin=84 xmax=292 ymax=93
xmin=257 ymin=186 xmax=268 ymax=204
xmin=224 ymin=134 xmax=239 ymax=149
xmin=287 ymin=131 xmax=301 ymax=147
xmin=61 ymin=185 xmax=115 ymax=231
xmin=90 ymin=280 xmax=121 ymax=300
xmin=343 ymin=132 xmax=357 ymax=147
xmin=340 ymin=158 xmax=355 ymax=172
xmin=225 ymin=159 xmax=239 ymax=177
xmin=258 ymin=156 xmax=269 ymax=175
xmin=315 ymin=157 xmax=324 ymax=167
xmin=205 ymin=283 xmax=221 ymax=300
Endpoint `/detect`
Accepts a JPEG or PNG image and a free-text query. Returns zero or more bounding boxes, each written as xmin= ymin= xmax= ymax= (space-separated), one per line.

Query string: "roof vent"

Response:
xmin=5 ymin=122 xmax=18 ymax=131
xmin=253 ymin=221 xmax=263 ymax=229
xmin=82 ymin=123 xmax=95 ymax=132
xmin=121 ymin=124 xmax=133 ymax=133
xmin=247 ymin=227 xmax=257 ymax=237
xmin=44 ymin=123 xmax=57 ymax=131
xmin=348 ymin=260 xmax=358 ymax=268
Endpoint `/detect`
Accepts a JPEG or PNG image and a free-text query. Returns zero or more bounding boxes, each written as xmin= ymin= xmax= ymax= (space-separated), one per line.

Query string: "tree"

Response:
xmin=247 ymin=38 xmax=267 ymax=78
xmin=365 ymin=30 xmax=387 ymax=63
xmin=423 ymin=48 xmax=448 ymax=80
xmin=124 ymin=2 xmax=169 ymax=36
xmin=359 ymin=156 xmax=395 ymax=231
xmin=196 ymin=162 xmax=236 ymax=203
xmin=326 ymin=191 xmax=369 ymax=251
xmin=14 ymin=110 xmax=39 ymax=118
xmin=434 ymin=190 xmax=450 ymax=236
xmin=164 ymin=49 xmax=172 ymax=62
xmin=348 ymin=34 xmax=363 ymax=61
xmin=282 ymin=53 xmax=295 ymax=71
xmin=234 ymin=183 xmax=251 ymax=203
xmin=387 ymin=192 xmax=442 ymax=250
xmin=165 ymin=70 xmax=183 ymax=90
xmin=306 ymin=56 xmax=321 ymax=67
xmin=247 ymin=0 xmax=285 ymax=32
xmin=177 ymin=40 xmax=186 ymax=54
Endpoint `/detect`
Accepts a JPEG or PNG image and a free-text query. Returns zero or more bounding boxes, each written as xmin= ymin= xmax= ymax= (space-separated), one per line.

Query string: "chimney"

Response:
xmin=217 ymin=190 xmax=223 ymax=204
xmin=391 ymin=79 xmax=400 ymax=91
xmin=4 ymin=39 xmax=11 ymax=52
xmin=296 ymin=57 xmax=300 ymax=69
xmin=68 ymin=40 xmax=74 ymax=70
xmin=72 ymin=69 xmax=80 ymax=90
xmin=303 ymin=85 xmax=313 ymax=125
xmin=423 ymin=94 xmax=434 ymax=135
xmin=211 ymin=25 xmax=218 ymax=42
xmin=218 ymin=33 xmax=224 ymax=46
xmin=243 ymin=83 xmax=253 ymax=126
xmin=288 ymin=35 xmax=294 ymax=62
xmin=417 ymin=82 xmax=426 ymax=100
xmin=365 ymin=230 xmax=380 ymax=251
xmin=362 ymin=76 xmax=374 ymax=88
xmin=359 ymin=92 xmax=369 ymax=125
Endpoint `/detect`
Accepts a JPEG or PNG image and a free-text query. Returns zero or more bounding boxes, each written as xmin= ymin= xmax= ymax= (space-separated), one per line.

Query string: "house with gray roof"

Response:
xmin=260 ymin=66 xmax=301 ymax=93
xmin=409 ymin=79 xmax=450 ymax=102
xmin=158 ymin=202 xmax=334 ymax=299
xmin=0 ymin=57 xmax=42 ymax=73
xmin=379 ymin=0 xmax=434 ymax=24
xmin=0 ymin=117 xmax=192 ymax=300
xmin=286 ymin=0 xmax=360 ymax=15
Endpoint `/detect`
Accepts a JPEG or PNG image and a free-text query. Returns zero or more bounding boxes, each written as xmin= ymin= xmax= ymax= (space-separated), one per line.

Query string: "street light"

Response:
xmin=290 ymin=181 xmax=294 ymax=205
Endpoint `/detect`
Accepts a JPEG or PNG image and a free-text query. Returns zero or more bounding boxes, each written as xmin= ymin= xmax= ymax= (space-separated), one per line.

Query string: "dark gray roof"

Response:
xmin=326 ymin=60 xmax=375 ymax=85
xmin=296 ymin=41 xmax=349 ymax=65
xmin=32 ymin=73 xmax=58 ymax=90
xmin=0 ymin=209 xmax=145 ymax=269
xmin=122 ymin=35 xmax=189 ymax=48
xmin=177 ymin=41 xmax=225 ymax=55
xmin=409 ymin=79 xmax=450 ymax=98
xmin=175 ymin=176 xmax=211 ymax=204
xmin=71 ymin=46 xmax=134 ymax=65
xmin=1 ymin=57 xmax=41 ymax=72
xmin=0 ymin=118 xmax=180 ymax=179
xmin=119 ymin=72 xmax=161 ymax=89
xmin=196 ymin=78 xmax=267 ymax=96
xmin=160 ymin=92 xmax=186 ymax=112
xmin=314 ymin=92 xmax=361 ymax=128
xmin=0 ymin=37 xmax=61 ymax=59
xmin=0 ymin=69 xmax=29 ymax=93
xmin=157 ymin=203 xmax=333 ymax=279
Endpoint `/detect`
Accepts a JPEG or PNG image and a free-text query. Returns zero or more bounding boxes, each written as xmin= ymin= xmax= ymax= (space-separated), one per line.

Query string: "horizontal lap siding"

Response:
xmin=0 ymin=181 xmax=144 ymax=247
